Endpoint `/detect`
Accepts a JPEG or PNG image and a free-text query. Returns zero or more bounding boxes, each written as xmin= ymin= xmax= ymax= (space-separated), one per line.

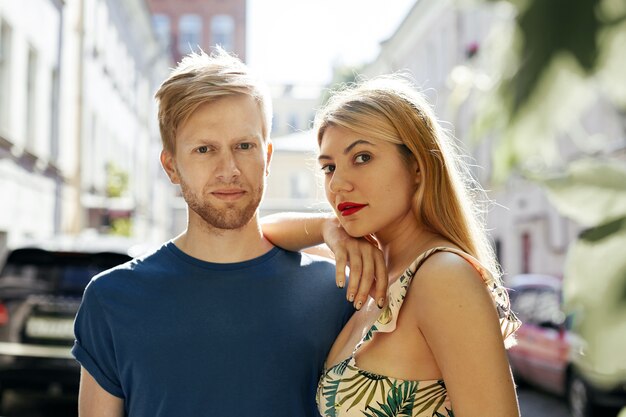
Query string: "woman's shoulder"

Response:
xmin=408 ymin=247 xmax=496 ymax=316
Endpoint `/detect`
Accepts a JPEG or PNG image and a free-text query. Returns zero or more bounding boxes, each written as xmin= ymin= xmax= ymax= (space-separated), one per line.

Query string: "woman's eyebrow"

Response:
xmin=318 ymin=139 xmax=375 ymax=161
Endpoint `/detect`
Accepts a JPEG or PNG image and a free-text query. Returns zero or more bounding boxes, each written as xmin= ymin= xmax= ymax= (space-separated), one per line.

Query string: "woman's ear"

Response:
xmin=160 ymin=150 xmax=180 ymax=184
xmin=411 ymin=158 xmax=421 ymax=185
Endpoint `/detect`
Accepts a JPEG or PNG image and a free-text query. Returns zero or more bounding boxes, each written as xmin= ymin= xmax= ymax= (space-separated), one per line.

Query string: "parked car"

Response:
xmin=507 ymin=274 xmax=626 ymax=417
xmin=0 ymin=238 xmax=140 ymax=408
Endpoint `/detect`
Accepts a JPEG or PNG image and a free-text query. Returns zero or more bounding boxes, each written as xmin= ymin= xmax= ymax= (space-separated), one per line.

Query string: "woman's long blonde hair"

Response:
xmin=315 ymin=75 xmax=501 ymax=283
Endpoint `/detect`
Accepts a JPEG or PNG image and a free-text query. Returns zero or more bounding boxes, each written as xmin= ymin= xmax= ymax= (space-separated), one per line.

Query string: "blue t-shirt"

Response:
xmin=72 ymin=242 xmax=353 ymax=417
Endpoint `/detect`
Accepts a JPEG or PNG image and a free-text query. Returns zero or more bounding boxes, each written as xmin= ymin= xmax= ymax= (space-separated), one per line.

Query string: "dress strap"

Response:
xmin=349 ymin=247 xmax=521 ymax=359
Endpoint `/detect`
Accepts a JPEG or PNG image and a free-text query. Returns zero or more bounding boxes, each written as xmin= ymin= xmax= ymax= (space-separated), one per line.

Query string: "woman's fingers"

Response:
xmin=344 ymin=240 xmax=388 ymax=310
xmin=353 ymin=251 xmax=374 ymax=310
xmin=345 ymin=251 xmax=362 ymax=305
xmin=334 ymin=249 xmax=348 ymax=288
xmin=373 ymin=249 xmax=388 ymax=308
xmin=320 ymin=217 xmax=388 ymax=309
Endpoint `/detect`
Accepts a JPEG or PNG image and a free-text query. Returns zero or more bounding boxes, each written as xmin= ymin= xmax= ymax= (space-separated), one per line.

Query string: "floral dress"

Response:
xmin=316 ymin=247 xmax=521 ymax=417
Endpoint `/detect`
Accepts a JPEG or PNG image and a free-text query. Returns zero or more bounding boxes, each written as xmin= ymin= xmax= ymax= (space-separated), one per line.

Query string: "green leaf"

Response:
xmin=579 ymin=216 xmax=626 ymax=243
xmin=563 ymin=222 xmax=626 ymax=384
xmin=536 ymin=158 xmax=626 ymax=226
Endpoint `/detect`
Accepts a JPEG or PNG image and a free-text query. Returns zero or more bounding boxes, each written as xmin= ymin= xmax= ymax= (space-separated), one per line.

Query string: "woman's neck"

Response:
xmin=376 ymin=221 xmax=445 ymax=280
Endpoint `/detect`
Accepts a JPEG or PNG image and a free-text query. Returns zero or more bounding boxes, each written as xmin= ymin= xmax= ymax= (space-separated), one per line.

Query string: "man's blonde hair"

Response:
xmin=155 ymin=48 xmax=273 ymax=153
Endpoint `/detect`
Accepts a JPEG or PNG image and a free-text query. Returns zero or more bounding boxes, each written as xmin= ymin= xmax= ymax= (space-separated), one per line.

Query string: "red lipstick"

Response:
xmin=337 ymin=202 xmax=367 ymax=216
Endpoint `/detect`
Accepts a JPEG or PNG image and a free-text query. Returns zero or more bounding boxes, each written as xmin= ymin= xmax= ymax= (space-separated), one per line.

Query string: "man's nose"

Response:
xmin=216 ymin=151 xmax=241 ymax=181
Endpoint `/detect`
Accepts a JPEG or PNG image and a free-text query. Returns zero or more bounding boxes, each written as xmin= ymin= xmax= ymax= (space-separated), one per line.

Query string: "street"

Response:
xmin=0 ymin=385 xmax=573 ymax=417
xmin=518 ymin=386 xmax=570 ymax=417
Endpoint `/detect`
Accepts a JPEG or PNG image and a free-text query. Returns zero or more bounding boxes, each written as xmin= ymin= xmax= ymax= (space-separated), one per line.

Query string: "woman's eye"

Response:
xmin=197 ymin=146 xmax=209 ymax=154
xmin=354 ymin=154 xmax=371 ymax=164
xmin=321 ymin=164 xmax=335 ymax=175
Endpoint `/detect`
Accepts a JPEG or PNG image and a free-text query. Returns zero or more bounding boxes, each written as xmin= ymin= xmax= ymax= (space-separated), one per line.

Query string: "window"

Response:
xmin=0 ymin=20 xmax=12 ymax=130
xmin=509 ymin=287 xmax=563 ymax=327
xmin=25 ymin=46 xmax=38 ymax=148
xmin=494 ymin=238 xmax=503 ymax=268
xmin=152 ymin=14 xmax=171 ymax=51
xmin=521 ymin=232 xmax=531 ymax=273
xmin=50 ymin=67 xmax=60 ymax=161
xmin=211 ymin=15 xmax=234 ymax=51
xmin=178 ymin=14 xmax=202 ymax=54
xmin=288 ymin=113 xmax=298 ymax=133
xmin=290 ymin=172 xmax=310 ymax=199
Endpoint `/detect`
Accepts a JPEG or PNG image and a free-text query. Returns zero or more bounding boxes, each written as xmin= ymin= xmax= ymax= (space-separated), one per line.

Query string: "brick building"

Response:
xmin=146 ymin=0 xmax=246 ymax=63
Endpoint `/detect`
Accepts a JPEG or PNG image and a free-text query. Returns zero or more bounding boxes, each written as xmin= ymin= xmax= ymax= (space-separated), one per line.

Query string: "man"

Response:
xmin=72 ymin=50 xmax=355 ymax=416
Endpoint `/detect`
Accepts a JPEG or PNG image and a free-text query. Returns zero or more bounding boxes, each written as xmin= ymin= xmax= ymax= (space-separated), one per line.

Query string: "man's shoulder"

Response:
xmin=88 ymin=242 xmax=171 ymax=287
xmin=277 ymin=248 xmax=336 ymax=269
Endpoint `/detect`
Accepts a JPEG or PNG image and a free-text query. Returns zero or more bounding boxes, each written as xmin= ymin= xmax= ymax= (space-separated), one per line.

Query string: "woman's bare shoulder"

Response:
xmin=408 ymin=249 xmax=497 ymax=323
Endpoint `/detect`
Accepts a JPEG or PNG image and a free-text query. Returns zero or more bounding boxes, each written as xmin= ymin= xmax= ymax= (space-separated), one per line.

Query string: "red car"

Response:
xmin=507 ymin=274 xmax=626 ymax=417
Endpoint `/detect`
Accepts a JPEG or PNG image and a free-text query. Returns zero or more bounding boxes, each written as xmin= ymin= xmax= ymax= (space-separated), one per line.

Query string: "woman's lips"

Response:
xmin=337 ymin=202 xmax=367 ymax=216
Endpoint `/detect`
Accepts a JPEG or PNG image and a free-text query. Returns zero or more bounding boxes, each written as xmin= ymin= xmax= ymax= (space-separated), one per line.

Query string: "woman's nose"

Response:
xmin=328 ymin=169 xmax=353 ymax=193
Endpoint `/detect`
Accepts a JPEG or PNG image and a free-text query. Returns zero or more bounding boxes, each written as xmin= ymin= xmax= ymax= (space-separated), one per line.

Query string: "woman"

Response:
xmin=263 ymin=75 xmax=521 ymax=416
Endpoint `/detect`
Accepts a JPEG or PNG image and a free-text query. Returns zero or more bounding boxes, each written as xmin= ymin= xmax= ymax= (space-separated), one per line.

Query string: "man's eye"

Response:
xmin=321 ymin=164 xmax=335 ymax=174
xmin=354 ymin=154 xmax=371 ymax=164
xmin=238 ymin=143 xmax=253 ymax=150
xmin=197 ymin=146 xmax=209 ymax=154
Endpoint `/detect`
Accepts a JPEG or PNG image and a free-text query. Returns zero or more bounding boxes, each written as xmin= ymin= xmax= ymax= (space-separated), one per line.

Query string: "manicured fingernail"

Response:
xmin=348 ymin=293 xmax=355 ymax=302
xmin=378 ymin=298 xmax=385 ymax=308
xmin=355 ymin=300 xmax=363 ymax=310
xmin=337 ymin=280 xmax=344 ymax=288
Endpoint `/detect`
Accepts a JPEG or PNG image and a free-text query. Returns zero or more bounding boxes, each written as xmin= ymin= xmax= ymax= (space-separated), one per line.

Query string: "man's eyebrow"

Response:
xmin=318 ymin=139 xmax=376 ymax=161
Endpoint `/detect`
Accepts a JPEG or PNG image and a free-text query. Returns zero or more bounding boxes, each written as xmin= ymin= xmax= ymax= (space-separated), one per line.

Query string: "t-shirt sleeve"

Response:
xmin=72 ymin=280 xmax=125 ymax=398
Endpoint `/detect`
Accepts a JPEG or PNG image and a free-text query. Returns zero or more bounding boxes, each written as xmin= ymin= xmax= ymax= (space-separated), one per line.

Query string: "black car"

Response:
xmin=0 ymin=243 xmax=132 ymax=407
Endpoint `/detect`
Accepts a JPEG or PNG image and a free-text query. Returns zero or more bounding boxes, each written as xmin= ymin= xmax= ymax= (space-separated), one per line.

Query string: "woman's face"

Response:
xmin=318 ymin=124 xmax=420 ymax=239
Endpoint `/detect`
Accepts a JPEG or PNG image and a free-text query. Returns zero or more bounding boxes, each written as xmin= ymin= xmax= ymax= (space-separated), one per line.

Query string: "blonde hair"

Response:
xmin=315 ymin=75 xmax=501 ymax=282
xmin=155 ymin=48 xmax=273 ymax=153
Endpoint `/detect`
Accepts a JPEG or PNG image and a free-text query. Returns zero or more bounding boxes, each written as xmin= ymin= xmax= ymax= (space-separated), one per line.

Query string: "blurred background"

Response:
xmin=0 ymin=0 xmax=624 ymax=416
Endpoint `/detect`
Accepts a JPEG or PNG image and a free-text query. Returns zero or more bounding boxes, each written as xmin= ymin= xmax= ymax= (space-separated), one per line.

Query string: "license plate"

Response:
xmin=25 ymin=317 xmax=75 ymax=340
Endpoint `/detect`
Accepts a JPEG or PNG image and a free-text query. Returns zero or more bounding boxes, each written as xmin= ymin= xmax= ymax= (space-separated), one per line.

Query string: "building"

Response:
xmin=358 ymin=0 xmax=611 ymax=278
xmin=146 ymin=0 xmax=246 ymax=63
xmin=0 ymin=0 xmax=66 ymax=252
xmin=263 ymin=129 xmax=329 ymax=216
xmin=0 ymin=0 xmax=171 ymax=253
xmin=270 ymin=84 xmax=319 ymax=138
xmin=68 ymin=0 xmax=170 ymax=242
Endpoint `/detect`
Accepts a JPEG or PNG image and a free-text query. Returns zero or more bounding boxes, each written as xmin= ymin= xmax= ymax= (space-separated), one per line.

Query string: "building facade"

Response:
xmin=359 ymin=0 xmax=604 ymax=279
xmin=263 ymin=129 xmax=329 ymax=216
xmin=146 ymin=0 xmax=246 ymax=63
xmin=0 ymin=0 xmax=66 ymax=252
xmin=0 ymin=0 xmax=171 ymax=254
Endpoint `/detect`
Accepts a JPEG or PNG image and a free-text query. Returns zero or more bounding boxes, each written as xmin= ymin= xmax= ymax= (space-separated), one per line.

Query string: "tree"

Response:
xmin=475 ymin=0 xmax=626 ymax=386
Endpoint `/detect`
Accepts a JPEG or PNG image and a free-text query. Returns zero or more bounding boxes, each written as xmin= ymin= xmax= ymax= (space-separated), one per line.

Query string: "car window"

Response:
xmin=510 ymin=286 xmax=564 ymax=326
xmin=533 ymin=289 xmax=564 ymax=326
xmin=510 ymin=288 xmax=540 ymax=324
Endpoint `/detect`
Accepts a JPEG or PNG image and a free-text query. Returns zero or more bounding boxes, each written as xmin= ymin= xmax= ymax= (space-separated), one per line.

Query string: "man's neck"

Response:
xmin=173 ymin=217 xmax=274 ymax=263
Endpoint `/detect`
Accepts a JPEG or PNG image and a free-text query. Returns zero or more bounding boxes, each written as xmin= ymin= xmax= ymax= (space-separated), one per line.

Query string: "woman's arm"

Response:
xmin=262 ymin=212 xmax=330 ymax=251
xmin=261 ymin=212 xmax=388 ymax=309
xmin=412 ymin=252 xmax=520 ymax=417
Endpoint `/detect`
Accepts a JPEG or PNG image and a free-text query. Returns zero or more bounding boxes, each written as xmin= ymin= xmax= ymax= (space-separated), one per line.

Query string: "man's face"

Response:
xmin=161 ymin=94 xmax=272 ymax=231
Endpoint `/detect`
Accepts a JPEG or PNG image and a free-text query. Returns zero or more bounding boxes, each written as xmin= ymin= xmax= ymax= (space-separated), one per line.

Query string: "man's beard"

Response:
xmin=180 ymin=180 xmax=263 ymax=230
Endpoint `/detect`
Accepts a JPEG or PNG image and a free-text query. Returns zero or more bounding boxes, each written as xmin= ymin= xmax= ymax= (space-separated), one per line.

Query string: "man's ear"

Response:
xmin=265 ymin=141 xmax=273 ymax=176
xmin=160 ymin=149 xmax=180 ymax=184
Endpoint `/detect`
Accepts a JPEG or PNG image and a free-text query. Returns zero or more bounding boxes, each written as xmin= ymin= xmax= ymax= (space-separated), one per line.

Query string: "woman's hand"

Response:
xmin=321 ymin=218 xmax=388 ymax=310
